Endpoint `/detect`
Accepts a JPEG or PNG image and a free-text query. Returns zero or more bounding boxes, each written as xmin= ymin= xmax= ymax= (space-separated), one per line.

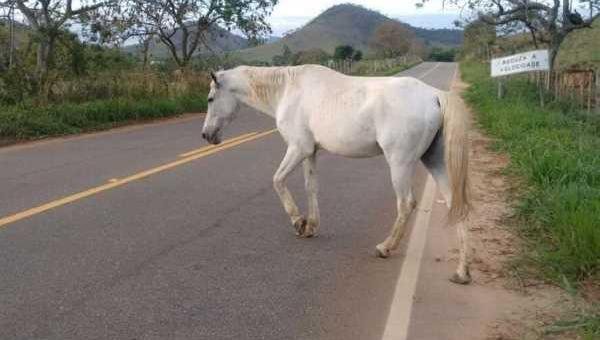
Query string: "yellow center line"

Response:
xmin=0 ymin=129 xmax=278 ymax=229
xmin=178 ymin=131 xmax=258 ymax=157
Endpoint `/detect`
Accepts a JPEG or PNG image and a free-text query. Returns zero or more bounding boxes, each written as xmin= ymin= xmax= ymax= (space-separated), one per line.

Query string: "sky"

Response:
xmin=268 ymin=0 xmax=462 ymax=36
xmin=5 ymin=0 xmax=463 ymax=38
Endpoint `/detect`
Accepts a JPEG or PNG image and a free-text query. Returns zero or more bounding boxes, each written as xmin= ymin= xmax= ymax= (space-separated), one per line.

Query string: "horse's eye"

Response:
xmin=208 ymin=98 xmax=214 ymax=103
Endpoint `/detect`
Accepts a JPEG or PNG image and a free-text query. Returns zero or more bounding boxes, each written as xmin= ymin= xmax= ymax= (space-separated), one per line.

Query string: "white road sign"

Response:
xmin=491 ymin=50 xmax=549 ymax=77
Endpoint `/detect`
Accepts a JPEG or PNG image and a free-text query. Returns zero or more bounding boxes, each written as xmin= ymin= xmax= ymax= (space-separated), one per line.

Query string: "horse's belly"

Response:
xmin=321 ymin=141 xmax=382 ymax=158
xmin=313 ymin=127 xmax=382 ymax=158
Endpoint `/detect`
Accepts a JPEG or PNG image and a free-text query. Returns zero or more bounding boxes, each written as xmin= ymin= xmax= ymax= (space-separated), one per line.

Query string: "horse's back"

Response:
xmin=298 ymin=72 xmax=442 ymax=159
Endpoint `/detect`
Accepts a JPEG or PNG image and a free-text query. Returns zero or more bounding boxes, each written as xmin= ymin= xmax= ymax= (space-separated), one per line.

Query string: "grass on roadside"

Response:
xmin=377 ymin=63 xmax=419 ymax=76
xmin=461 ymin=61 xmax=600 ymax=338
xmin=460 ymin=61 xmax=600 ymax=287
xmin=0 ymin=95 xmax=207 ymax=142
xmin=545 ymin=311 xmax=600 ymax=339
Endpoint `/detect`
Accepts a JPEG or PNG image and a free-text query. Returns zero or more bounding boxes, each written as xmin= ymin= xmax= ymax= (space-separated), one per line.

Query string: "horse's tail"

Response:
xmin=439 ymin=92 xmax=471 ymax=224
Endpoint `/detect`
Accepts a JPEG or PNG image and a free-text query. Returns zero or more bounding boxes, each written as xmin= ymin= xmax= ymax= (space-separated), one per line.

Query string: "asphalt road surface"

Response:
xmin=0 ymin=62 xmax=463 ymax=340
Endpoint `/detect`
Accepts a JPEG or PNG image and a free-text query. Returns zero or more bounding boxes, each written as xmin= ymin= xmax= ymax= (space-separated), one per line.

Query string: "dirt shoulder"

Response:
xmin=454 ymin=75 xmax=588 ymax=340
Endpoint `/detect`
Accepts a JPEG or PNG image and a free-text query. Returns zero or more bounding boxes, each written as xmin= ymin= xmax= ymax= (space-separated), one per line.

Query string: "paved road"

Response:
xmin=0 ymin=62 xmax=458 ymax=340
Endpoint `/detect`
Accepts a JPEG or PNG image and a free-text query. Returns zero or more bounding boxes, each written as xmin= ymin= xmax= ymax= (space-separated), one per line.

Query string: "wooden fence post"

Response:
xmin=554 ymin=72 xmax=559 ymax=98
xmin=587 ymin=72 xmax=592 ymax=113
xmin=539 ymin=71 xmax=545 ymax=108
xmin=580 ymin=75 xmax=585 ymax=109
xmin=594 ymin=69 xmax=600 ymax=113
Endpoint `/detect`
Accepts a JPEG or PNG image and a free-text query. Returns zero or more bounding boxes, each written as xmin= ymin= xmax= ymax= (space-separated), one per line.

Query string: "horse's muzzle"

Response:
xmin=202 ymin=130 xmax=222 ymax=145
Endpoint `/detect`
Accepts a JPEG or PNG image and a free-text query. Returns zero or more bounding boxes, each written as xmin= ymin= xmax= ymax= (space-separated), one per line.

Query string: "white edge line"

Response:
xmin=380 ymin=175 xmax=436 ymax=340
xmin=380 ymin=62 xmax=456 ymax=340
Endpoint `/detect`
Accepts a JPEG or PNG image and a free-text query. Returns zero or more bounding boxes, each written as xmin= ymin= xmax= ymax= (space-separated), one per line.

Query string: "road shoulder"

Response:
xmin=404 ymin=71 xmax=581 ymax=340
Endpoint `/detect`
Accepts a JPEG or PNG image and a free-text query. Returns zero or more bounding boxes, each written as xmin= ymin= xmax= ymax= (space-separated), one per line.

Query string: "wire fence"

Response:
xmin=525 ymin=68 xmax=599 ymax=113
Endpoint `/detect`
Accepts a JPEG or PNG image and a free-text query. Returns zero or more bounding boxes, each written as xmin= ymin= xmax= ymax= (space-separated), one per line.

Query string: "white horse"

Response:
xmin=201 ymin=65 xmax=472 ymax=284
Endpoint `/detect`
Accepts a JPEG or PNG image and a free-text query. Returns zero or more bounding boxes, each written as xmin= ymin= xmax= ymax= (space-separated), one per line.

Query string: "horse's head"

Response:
xmin=202 ymin=71 xmax=240 ymax=145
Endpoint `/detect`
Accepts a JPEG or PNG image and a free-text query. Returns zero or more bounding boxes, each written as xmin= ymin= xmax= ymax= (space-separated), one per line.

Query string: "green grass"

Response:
xmin=545 ymin=312 xmax=600 ymax=339
xmin=460 ymin=61 xmax=600 ymax=286
xmin=351 ymin=60 xmax=422 ymax=77
xmin=0 ymin=95 xmax=207 ymax=142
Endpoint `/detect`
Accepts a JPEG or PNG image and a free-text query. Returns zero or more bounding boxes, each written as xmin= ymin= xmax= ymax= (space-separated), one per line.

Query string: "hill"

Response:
xmin=555 ymin=17 xmax=600 ymax=69
xmin=236 ymin=4 xmax=463 ymax=62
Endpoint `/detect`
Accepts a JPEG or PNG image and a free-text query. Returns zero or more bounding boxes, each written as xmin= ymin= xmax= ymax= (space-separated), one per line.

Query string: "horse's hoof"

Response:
xmin=293 ymin=217 xmax=308 ymax=236
xmin=449 ymin=271 xmax=472 ymax=285
xmin=300 ymin=221 xmax=319 ymax=238
xmin=301 ymin=228 xmax=317 ymax=238
xmin=375 ymin=244 xmax=391 ymax=258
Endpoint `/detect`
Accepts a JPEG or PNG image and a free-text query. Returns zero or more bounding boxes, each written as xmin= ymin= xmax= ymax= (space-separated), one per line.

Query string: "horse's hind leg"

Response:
xmin=375 ymin=161 xmax=417 ymax=258
xmin=302 ymin=153 xmax=319 ymax=237
xmin=422 ymin=134 xmax=471 ymax=284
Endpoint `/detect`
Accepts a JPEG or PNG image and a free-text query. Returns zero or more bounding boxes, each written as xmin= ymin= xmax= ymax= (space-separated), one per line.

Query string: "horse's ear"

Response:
xmin=210 ymin=71 xmax=220 ymax=88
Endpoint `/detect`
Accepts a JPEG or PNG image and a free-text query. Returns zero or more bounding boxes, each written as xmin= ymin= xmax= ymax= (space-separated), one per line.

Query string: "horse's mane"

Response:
xmin=238 ymin=66 xmax=304 ymax=106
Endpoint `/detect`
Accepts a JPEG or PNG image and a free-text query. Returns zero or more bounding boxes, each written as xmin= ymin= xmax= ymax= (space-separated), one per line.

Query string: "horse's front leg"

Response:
xmin=273 ymin=146 xmax=309 ymax=236
xmin=302 ymin=153 xmax=319 ymax=237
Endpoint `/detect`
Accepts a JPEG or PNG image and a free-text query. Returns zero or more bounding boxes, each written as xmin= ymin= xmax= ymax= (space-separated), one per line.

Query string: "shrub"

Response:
xmin=0 ymin=95 xmax=207 ymax=141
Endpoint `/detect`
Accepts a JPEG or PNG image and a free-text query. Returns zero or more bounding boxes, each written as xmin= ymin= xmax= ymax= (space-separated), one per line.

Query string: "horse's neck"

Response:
xmin=237 ymin=67 xmax=297 ymax=118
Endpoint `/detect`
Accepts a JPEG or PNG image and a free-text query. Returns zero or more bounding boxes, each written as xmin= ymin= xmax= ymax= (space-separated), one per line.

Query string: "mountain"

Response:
xmin=237 ymin=4 xmax=463 ymax=62
xmin=555 ymin=17 xmax=600 ymax=69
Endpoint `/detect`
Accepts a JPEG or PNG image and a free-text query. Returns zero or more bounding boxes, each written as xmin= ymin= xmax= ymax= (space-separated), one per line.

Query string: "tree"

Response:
xmin=272 ymin=44 xmax=293 ymax=65
xmin=6 ymin=0 xmax=111 ymax=80
xmin=409 ymin=38 xmax=427 ymax=59
xmin=138 ymin=33 xmax=156 ymax=70
xmin=370 ymin=21 xmax=415 ymax=58
xmin=291 ymin=48 xmax=329 ymax=65
xmin=462 ymin=19 xmax=496 ymax=60
xmin=0 ymin=1 xmax=16 ymax=70
xmin=128 ymin=0 xmax=278 ymax=70
xmin=481 ymin=0 xmax=598 ymax=71
xmin=333 ymin=45 xmax=355 ymax=60
xmin=417 ymin=0 xmax=600 ymax=74
xmin=429 ymin=47 xmax=458 ymax=61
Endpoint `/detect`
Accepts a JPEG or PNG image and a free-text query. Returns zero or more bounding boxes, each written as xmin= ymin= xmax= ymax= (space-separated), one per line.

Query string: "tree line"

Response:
xmin=0 ymin=0 xmax=278 ymax=76
xmin=0 ymin=0 xmax=278 ymax=105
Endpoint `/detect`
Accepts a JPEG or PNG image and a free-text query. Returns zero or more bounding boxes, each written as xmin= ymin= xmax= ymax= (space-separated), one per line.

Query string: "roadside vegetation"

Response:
xmin=460 ymin=61 xmax=599 ymax=337
xmin=0 ymin=0 xmax=278 ymax=144
xmin=364 ymin=60 xmax=422 ymax=77
xmin=0 ymin=95 xmax=207 ymax=142
xmin=0 ymin=41 xmax=209 ymax=143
